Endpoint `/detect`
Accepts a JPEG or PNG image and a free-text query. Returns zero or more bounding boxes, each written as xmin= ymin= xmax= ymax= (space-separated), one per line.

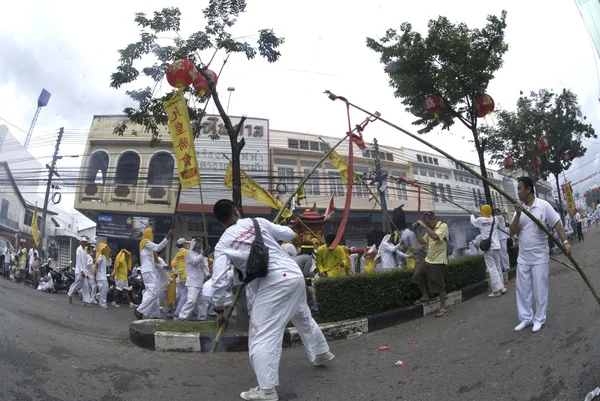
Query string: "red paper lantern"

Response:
xmin=535 ymin=155 xmax=542 ymax=170
xmin=503 ymin=156 xmax=515 ymax=170
xmin=537 ymin=137 xmax=549 ymax=153
xmin=166 ymin=59 xmax=197 ymax=89
xmin=192 ymin=69 xmax=218 ymax=94
xmin=475 ymin=94 xmax=495 ymax=118
xmin=424 ymin=95 xmax=444 ymax=117
xmin=562 ymin=152 xmax=570 ymax=163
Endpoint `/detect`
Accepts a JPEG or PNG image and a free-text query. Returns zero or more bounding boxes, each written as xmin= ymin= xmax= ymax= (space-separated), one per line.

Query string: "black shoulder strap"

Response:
xmin=251 ymin=218 xmax=263 ymax=244
xmin=488 ymin=217 xmax=495 ymax=240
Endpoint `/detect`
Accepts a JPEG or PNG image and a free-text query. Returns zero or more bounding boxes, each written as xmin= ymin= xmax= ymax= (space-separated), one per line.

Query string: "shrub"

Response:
xmin=314 ymin=255 xmax=486 ymax=322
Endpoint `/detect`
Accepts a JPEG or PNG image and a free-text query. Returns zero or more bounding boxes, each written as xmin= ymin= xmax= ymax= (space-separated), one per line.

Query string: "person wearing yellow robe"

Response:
xmin=316 ymin=234 xmax=351 ymax=277
xmin=172 ymin=238 xmax=190 ymax=318
xmin=112 ymin=249 xmax=135 ymax=307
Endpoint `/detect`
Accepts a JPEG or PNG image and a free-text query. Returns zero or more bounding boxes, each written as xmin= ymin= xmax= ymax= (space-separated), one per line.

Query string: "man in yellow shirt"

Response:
xmin=316 ymin=234 xmax=350 ymax=277
xmin=411 ymin=212 xmax=449 ymax=318
xmin=172 ymin=238 xmax=190 ymax=318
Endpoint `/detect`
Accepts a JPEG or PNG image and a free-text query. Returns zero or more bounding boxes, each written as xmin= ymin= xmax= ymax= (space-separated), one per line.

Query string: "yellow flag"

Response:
xmin=296 ymin=185 xmax=306 ymax=204
xmin=32 ymin=203 xmax=39 ymax=246
xmin=326 ymin=148 xmax=358 ymax=185
xmin=223 ymin=162 xmax=292 ymax=218
xmin=164 ymin=90 xmax=200 ymax=189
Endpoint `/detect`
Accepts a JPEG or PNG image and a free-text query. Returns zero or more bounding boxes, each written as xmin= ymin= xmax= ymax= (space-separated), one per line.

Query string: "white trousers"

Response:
xmin=249 ymin=278 xmax=329 ymax=391
xmin=179 ymin=285 xmax=202 ymax=320
xmin=196 ymin=294 xmax=211 ymax=321
xmin=484 ymin=249 xmax=504 ymax=293
xmin=96 ymin=280 xmax=108 ymax=307
xmin=37 ymin=282 xmax=54 ymax=292
xmin=499 ymin=239 xmax=510 ymax=271
xmin=516 ymin=262 xmax=549 ymax=325
xmin=67 ymin=273 xmax=83 ymax=297
xmin=174 ymin=283 xmax=188 ymax=317
xmin=82 ymin=276 xmax=97 ymax=304
xmin=137 ymin=271 xmax=161 ymax=318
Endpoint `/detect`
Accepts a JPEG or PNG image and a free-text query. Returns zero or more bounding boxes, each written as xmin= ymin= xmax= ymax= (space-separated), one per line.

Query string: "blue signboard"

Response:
xmin=37 ymin=89 xmax=51 ymax=108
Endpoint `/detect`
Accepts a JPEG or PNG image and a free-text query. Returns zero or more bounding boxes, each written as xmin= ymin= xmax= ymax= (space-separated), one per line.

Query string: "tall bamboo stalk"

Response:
xmin=325 ymin=91 xmax=599 ymax=305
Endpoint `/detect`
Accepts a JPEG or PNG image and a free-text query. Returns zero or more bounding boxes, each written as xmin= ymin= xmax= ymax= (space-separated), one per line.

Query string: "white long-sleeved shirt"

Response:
xmin=85 ymin=254 xmax=95 ymax=279
xmin=211 ymin=217 xmax=303 ymax=308
xmin=75 ymin=245 xmax=86 ymax=275
xmin=185 ymin=249 xmax=210 ymax=288
xmin=495 ymin=215 xmax=508 ymax=240
xmin=575 ymin=212 xmax=582 ymax=223
xmin=379 ymin=241 xmax=408 ymax=270
xmin=470 ymin=215 xmax=500 ymax=250
xmin=140 ymin=238 xmax=168 ymax=274
xmin=96 ymin=254 xmax=108 ymax=281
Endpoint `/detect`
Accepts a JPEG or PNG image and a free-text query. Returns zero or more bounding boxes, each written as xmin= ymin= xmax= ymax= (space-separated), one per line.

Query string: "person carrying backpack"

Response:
xmin=411 ymin=211 xmax=450 ymax=318
xmin=212 ymin=199 xmax=334 ymax=401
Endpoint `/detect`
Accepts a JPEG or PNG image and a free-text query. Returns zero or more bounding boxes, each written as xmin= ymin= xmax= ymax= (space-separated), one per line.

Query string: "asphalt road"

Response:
xmin=1 ymin=228 xmax=599 ymax=401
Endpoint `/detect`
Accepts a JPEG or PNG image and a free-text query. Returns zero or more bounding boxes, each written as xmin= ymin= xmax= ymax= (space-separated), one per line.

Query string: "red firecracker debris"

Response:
xmin=394 ymin=361 xmax=407 ymax=367
xmin=376 ymin=345 xmax=390 ymax=351
xmin=408 ymin=340 xmax=418 ymax=345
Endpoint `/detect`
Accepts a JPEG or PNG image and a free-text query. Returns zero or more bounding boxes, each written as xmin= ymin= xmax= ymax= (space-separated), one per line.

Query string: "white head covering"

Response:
xmin=190 ymin=239 xmax=203 ymax=253
xmin=375 ymin=235 xmax=391 ymax=262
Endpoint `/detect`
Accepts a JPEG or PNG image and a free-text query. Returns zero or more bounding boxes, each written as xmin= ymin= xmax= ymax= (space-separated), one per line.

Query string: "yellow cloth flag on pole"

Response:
xmin=164 ymin=90 xmax=200 ymax=190
xmin=326 ymin=148 xmax=357 ymax=185
xmin=32 ymin=203 xmax=39 ymax=246
xmin=223 ymin=162 xmax=292 ymax=219
xmin=296 ymin=185 xmax=306 ymax=205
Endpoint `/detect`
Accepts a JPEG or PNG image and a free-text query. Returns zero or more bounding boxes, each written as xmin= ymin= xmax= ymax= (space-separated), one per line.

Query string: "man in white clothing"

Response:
xmin=95 ymin=244 xmax=110 ymax=309
xmin=68 ymin=237 xmax=89 ymax=304
xmin=212 ymin=199 xmax=333 ymax=401
xmin=470 ymin=205 xmax=506 ymax=298
xmin=134 ymin=227 xmax=174 ymax=320
xmin=376 ymin=234 xmax=408 ymax=270
xmin=510 ymin=177 xmax=571 ymax=333
xmin=178 ymin=238 xmax=210 ymax=320
xmin=575 ymin=210 xmax=584 ymax=242
xmin=493 ymin=208 xmax=510 ymax=271
xmin=82 ymin=245 xmax=97 ymax=306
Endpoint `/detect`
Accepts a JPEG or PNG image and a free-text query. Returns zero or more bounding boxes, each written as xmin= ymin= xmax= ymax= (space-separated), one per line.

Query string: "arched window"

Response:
xmin=86 ymin=151 xmax=109 ymax=184
xmin=148 ymin=152 xmax=175 ymax=186
xmin=114 ymin=151 xmax=141 ymax=186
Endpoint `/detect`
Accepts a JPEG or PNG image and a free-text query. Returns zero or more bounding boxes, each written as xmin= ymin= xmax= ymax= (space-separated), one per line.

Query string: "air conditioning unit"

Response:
xmin=112 ymin=185 xmax=134 ymax=202
xmin=145 ymin=186 xmax=170 ymax=204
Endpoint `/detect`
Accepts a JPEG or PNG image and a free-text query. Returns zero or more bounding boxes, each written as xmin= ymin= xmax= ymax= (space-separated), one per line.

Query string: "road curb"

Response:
xmin=130 ymin=268 xmax=516 ymax=352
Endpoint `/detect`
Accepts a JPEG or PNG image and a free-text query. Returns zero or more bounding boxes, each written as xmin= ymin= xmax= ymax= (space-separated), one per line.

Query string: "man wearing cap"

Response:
xmin=68 ymin=237 xmax=88 ymax=303
xmin=172 ymin=238 xmax=190 ymax=318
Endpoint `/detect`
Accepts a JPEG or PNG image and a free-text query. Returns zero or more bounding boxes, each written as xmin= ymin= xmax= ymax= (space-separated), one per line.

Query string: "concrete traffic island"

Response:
xmin=129 ymin=268 xmax=516 ymax=352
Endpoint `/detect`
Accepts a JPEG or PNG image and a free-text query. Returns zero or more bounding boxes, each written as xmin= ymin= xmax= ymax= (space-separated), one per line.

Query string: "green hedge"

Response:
xmin=314 ymin=255 xmax=486 ymax=322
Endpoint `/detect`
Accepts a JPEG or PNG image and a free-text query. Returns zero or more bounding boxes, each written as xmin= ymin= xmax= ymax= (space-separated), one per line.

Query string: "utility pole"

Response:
xmin=40 ymin=128 xmax=63 ymax=258
xmin=371 ymin=138 xmax=390 ymax=233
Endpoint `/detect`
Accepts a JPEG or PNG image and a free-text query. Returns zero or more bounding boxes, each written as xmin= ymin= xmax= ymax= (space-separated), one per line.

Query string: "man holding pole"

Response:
xmin=510 ymin=177 xmax=571 ymax=333
xmin=212 ymin=199 xmax=334 ymax=401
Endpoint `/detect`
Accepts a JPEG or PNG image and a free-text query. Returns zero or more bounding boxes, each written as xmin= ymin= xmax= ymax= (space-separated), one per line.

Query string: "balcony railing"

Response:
xmin=0 ymin=216 xmax=19 ymax=231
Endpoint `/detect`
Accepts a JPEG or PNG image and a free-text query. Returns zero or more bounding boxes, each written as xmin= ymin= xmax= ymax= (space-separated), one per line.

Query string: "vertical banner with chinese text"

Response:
xmin=164 ymin=90 xmax=200 ymax=189
xmin=562 ymin=183 xmax=576 ymax=217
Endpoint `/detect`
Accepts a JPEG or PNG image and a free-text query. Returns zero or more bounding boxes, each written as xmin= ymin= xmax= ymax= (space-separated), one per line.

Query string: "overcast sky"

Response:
xmin=1 ymin=0 xmax=600 ymax=222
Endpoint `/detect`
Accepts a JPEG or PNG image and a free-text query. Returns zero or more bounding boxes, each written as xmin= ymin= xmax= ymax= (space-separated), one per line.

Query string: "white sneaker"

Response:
xmin=514 ymin=321 xmax=532 ymax=332
xmin=101 ymin=305 xmax=108 ymax=309
xmin=501 ymin=288 xmax=507 ymax=295
xmin=313 ymin=351 xmax=335 ymax=366
xmin=111 ymin=301 xmax=120 ymax=308
xmin=129 ymin=303 xmax=136 ymax=308
xmin=240 ymin=387 xmax=279 ymax=400
xmin=488 ymin=291 xmax=501 ymax=298
xmin=532 ymin=323 xmax=543 ymax=333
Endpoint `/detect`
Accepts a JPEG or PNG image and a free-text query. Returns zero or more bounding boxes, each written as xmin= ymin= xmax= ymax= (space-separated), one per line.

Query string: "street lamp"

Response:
xmin=227 ymin=87 xmax=235 ymax=114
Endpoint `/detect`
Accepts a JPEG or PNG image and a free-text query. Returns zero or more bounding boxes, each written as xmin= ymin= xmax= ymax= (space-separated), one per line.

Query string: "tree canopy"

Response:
xmin=366 ymin=11 xmax=508 ymax=205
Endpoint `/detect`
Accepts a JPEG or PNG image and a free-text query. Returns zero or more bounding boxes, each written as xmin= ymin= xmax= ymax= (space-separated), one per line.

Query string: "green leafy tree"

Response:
xmin=109 ymin=2 xmax=284 ymax=213
xmin=366 ymin=11 xmax=508 ymax=206
xmin=486 ymin=88 xmax=596 ymax=219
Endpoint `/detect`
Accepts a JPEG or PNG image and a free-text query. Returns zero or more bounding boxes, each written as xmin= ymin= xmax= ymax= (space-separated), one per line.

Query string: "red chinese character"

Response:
xmin=180 ymin=152 xmax=193 ymax=168
xmin=171 ymin=106 xmax=183 ymax=121
xmin=175 ymin=121 xmax=186 ymax=135
xmin=177 ymin=137 xmax=190 ymax=151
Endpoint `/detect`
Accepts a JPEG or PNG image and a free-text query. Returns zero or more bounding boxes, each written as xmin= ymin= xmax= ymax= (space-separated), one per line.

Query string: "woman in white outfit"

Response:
xmin=134 ymin=227 xmax=174 ymax=320
xmin=376 ymin=234 xmax=409 ymax=270
xmin=178 ymin=239 xmax=210 ymax=320
xmin=95 ymin=243 xmax=110 ymax=309
xmin=494 ymin=208 xmax=510 ymax=271
xmin=470 ymin=205 xmax=506 ymax=298
xmin=82 ymin=245 xmax=97 ymax=306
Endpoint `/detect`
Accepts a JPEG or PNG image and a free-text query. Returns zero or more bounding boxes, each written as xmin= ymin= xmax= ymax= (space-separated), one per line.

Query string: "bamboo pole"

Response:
xmin=198 ymin=177 xmax=209 ymax=249
xmin=168 ymin=184 xmax=183 ymax=262
xmin=324 ymin=90 xmax=599 ymax=305
xmin=417 ymin=184 xmax=575 ymax=271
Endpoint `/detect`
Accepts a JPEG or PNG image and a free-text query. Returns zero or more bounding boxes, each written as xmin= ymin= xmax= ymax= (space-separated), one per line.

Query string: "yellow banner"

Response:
xmin=562 ymin=183 xmax=576 ymax=217
xmin=31 ymin=203 xmax=39 ymax=246
xmin=296 ymin=185 xmax=306 ymax=204
xmin=164 ymin=90 xmax=200 ymax=189
xmin=223 ymin=162 xmax=292 ymax=218
xmin=326 ymin=148 xmax=357 ymax=185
